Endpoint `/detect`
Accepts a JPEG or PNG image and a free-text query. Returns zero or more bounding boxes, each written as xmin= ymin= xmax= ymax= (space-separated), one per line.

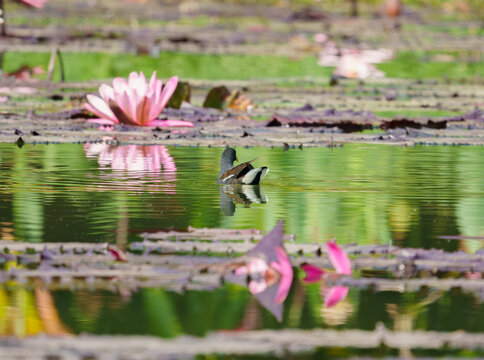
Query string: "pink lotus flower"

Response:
xmin=301 ymin=240 xmax=351 ymax=307
xmin=84 ymin=71 xmax=194 ymax=128
xmin=17 ymin=0 xmax=47 ymax=8
xmin=318 ymin=44 xmax=392 ymax=79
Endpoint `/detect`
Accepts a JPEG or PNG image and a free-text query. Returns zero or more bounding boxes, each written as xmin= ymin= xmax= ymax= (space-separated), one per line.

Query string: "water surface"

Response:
xmin=0 ymin=143 xmax=483 ymax=351
xmin=0 ymin=143 xmax=482 ymax=251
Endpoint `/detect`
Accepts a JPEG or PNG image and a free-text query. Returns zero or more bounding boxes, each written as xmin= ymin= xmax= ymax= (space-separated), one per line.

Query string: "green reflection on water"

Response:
xmin=0 ymin=144 xmax=483 ymax=250
xmin=2 ymin=279 xmax=484 ymax=339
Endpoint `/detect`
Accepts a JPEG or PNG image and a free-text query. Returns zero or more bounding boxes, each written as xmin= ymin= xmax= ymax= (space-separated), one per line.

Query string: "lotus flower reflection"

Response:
xmin=84 ymin=71 xmax=193 ymax=128
xmin=235 ymin=221 xmax=293 ymax=305
xmin=302 ymin=240 xmax=352 ymax=307
xmin=84 ymin=143 xmax=177 ymax=193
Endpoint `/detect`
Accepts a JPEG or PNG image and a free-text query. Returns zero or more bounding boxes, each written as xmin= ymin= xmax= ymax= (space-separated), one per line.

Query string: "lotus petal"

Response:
xmin=86 ymin=118 xmax=117 ymax=126
xmin=149 ymin=79 xmax=164 ymax=119
xmin=99 ymin=84 xmax=115 ymax=102
xmin=129 ymin=71 xmax=148 ymax=99
xmin=235 ymin=258 xmax=268 ymax=276
xmin=323 ymin=286 xmax=349 ymax=307
xmin=147 ymin=119 xmax=194 ymax=127
xmin=157 ymin=76 xmax=178 ymax=115
xmin=248 ymin=280 xmax=268 ymax=295
xmin=270 ymin=247 xmax=293 ymax=304
xmin=301 ymin=264 xmax=325 ymax=283
xmin=125 ymin=87 xmax=140 ymax=124
xmin=85 ymin=95 xmax=118 ymax=123
xmin=135 ymin=96 xmax=151 ymax=126
xmin=149 ymin=71 xmax=158 ymax=89
xmin=327 ymin=240 xmax=351 ymax=275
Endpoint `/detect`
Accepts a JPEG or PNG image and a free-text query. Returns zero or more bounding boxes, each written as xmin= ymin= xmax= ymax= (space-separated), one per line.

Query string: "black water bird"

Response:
xmin=216 ymin=147 xmax=268 ymax=185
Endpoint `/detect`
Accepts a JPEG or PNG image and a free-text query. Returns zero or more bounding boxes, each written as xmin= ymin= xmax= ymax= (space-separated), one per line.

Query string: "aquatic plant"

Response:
xmin=318 ymin=41 xmax=392 ymax=79
xmin=84 ymin=71 xmax=193 ymax=127
xmin=302 ymin=240 xmax=352 ymax=307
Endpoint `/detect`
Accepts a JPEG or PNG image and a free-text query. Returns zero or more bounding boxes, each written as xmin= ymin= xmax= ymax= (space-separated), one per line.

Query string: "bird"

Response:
xmin=217 ymin=147 xmax=268 ymax=185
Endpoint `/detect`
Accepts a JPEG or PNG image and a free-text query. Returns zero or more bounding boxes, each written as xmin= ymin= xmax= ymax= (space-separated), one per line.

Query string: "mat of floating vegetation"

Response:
xmin=1 ymin=226 xmax=483 ymax=293
xmin=2 ymin=225 xmax=484 ymax=357
xmin=1 ymin=77 xmax=483 ymax=147
xmin=2 ymin=324 xmax=484 ymax=359
xmin=2 ymin=0 xmax=484 ymax=57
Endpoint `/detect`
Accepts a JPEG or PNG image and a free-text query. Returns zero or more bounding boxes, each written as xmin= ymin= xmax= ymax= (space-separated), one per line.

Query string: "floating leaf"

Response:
xmin=167 ymin=81 xmax=191 ymax=109
xmin=202 ymin=86 xmax=231 ymax=110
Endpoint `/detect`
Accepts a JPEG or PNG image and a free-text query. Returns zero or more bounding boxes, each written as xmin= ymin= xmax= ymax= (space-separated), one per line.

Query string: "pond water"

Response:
xmin=0 ymin=143 xmax=483 ymax=346
xmin=0 ymin=143 xmax=482 ymax=249
xmin=2 ymin=285 xmax=484 ymax=339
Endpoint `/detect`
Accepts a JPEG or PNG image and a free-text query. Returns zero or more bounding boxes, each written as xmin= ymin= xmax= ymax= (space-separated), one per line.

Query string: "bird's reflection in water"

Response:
xmin=219 ymin=185 xmax=268 ymax=216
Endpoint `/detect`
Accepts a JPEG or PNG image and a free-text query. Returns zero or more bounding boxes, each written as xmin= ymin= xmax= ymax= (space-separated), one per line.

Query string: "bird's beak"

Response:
xmin=235 ymin=157 xmax=238 ymax=162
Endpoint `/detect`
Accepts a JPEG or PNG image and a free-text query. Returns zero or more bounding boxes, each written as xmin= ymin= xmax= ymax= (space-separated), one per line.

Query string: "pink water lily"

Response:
xmin=301 ymin=240 xmax=351 ymax=307
xmin=84 ymin=71 xmax=194 ymax=128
